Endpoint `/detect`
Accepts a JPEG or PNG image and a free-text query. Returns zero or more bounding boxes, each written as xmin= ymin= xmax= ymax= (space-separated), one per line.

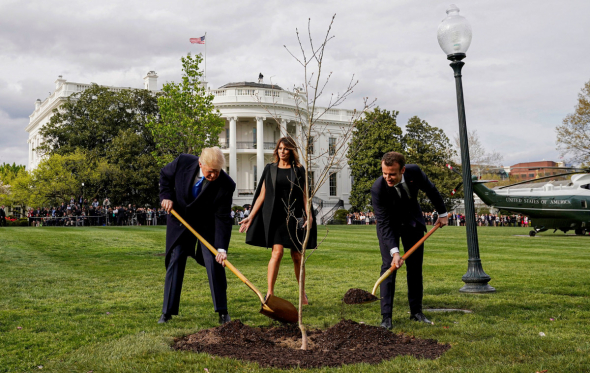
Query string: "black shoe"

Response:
xmin=158 ymin=314 xmax=171 ymax=324
xmin=219 ymin=313 xmax=231 ymax=325
xmin=380 ymin=316 xmax=392 ymax=329
xmin=410 ymin=312 xmax=432 ymax=324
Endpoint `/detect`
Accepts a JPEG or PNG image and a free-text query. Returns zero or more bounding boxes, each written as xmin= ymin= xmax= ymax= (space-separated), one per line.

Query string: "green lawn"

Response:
xmin=0 ymin=225 xmax=589 ymax=372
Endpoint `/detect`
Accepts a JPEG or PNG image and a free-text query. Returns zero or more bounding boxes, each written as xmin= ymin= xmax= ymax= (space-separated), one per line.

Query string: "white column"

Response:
xmin=33 ymin=136 xmax=38 ymax=165
xmin=280 ymin=119 xmax=287 ymax=138
xmin=229 ymin=116 xmax=237 ymax=184
xmin=256 ymin=116 xmax=265 ymax=182
xmin=28 ymin=139 xmax=32 ymax=169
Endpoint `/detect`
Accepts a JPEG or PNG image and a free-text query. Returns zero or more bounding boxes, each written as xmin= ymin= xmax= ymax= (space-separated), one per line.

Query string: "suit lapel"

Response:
xmin=197 ymin=177 xmax=214 ymax=202
xmin=405 ymin=173 xmax=415 ymax=199
xmin=184 ymin=159 xmax=200 ymax=201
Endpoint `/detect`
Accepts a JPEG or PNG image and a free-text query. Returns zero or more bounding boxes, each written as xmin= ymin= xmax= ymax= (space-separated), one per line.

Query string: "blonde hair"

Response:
xmin=200 ymin=147 xmax=226 ymax=170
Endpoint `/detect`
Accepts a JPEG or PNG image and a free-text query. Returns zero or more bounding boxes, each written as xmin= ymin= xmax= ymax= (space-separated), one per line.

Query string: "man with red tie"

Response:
xmin=158 ymin=147 xmax=235 ymax=325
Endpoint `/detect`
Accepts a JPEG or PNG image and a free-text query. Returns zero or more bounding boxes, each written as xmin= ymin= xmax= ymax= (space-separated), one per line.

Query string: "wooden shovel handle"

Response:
xmin=371 ymin=222 xmax=441 ymax=295
xmin=390 ymin=222 xmax=441 ymax=271
xmin=170 ymin=209 xmax=265 ymax=303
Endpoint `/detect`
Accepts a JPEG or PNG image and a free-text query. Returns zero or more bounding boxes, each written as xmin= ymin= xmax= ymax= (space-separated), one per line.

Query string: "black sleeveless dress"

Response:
xmin=269 ymin=167 xmax=304 ymax=249
xmin=245 ymin=163 xmax=317 ymax=251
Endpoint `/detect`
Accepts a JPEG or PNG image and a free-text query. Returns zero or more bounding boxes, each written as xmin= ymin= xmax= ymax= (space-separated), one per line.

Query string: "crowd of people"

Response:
xmin=432 ymin=212 xmax=532 ymax=227
xmin=26 ymin=196 xmax=168 ymax=227
xmin=230 ymin=207 xmax=251 ymax=225
xmin=345 ymin=210 xmax=532 ymax=228
xmin=346 ymin=212 xmax=376 ymax=225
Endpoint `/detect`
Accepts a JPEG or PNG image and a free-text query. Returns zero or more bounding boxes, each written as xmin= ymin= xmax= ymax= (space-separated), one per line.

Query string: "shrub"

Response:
xmin=333 ymin=209 xmax=348 ymax=224
xmin=8 ymin=219 xmax=28 ymax=227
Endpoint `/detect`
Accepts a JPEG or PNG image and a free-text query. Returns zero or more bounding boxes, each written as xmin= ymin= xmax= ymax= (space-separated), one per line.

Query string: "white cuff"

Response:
xmin=389 ymin=247 xmax=399 ymax=256
xmin=217 ymin=249 xmax=226 ymax=253
xmin=438 ymin=212 xmax=448 ymax=218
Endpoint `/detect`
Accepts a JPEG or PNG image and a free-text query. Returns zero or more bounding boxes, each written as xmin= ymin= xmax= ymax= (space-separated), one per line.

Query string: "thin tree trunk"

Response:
xmin=298 ymin=257 xmax=307 ymax=350
xmin=298 ymin=207 xmax=312 ymax=350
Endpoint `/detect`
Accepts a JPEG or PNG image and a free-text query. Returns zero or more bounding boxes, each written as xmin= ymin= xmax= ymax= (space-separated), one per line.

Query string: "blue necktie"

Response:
xmin=192 ymin=177 xmax=204 ymax=198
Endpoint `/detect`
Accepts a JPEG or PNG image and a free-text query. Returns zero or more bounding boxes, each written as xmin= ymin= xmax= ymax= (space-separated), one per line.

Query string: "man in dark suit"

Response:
xmin=371 ymin=152 xmax=448 ymax=329
xmin=158 ymin=147 xmax=235 ymax=325
xmin=0 ymin=205 xmax=6 ymax=227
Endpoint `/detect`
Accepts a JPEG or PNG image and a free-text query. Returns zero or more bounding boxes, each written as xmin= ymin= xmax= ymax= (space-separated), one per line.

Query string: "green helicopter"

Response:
xmin=447 ymin=165 xmax=590 ymax=236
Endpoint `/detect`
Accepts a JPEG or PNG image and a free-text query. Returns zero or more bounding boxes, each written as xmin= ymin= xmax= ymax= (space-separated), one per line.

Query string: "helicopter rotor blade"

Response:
xmin=446 ymin=163 xmax=462 ymax=176
xmin=498 ymin=170 xmax=589 ymax=189
xmin=451 ymin=181 xmax=463 ymax=196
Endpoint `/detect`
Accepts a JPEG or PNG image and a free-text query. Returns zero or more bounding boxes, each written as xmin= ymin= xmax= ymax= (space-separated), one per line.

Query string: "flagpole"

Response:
xmin=204 ymin=32 xmax=207 ymax=83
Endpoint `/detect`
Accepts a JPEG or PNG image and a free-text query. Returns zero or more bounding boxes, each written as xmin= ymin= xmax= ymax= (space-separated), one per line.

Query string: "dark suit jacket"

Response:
xmin=0 ymin=208 xmax=5 ymax=218
xmin=246 ymin=162 xmax=317 ymax=250
xmin=159 ymin=153 xmax=236 ymax=268
xmin=371 ymin=164 xmax=446 ymax=252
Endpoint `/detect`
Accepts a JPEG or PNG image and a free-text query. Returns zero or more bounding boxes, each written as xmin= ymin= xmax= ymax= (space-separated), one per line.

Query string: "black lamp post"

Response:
xmin=438 ymin=4 xmax=495 ymax=293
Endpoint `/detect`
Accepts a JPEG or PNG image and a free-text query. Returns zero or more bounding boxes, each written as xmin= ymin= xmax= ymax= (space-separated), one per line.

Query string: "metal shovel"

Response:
xmin=170 ymin=209 xmax=298 ymax=324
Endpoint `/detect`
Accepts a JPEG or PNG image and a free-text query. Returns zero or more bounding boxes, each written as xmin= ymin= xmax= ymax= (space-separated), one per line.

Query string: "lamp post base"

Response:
xmin=459 ymin=258 xmax=496 ymax=293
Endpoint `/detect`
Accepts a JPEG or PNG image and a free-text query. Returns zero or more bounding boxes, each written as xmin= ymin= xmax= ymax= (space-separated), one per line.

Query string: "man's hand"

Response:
xmin=161 ymin=199 xmax=173 ymax=212
xmin=435 ymin=215 xmax=448 ymax=228
xmin=391 ymin=252 xmax=404 ymax=269
xmin=215 ymin=251 xmax=227 ymax=267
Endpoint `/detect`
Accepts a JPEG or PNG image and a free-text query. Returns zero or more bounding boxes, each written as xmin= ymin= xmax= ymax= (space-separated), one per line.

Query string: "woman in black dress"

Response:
xmin=239 ymin=137 xmax=317 ymax=304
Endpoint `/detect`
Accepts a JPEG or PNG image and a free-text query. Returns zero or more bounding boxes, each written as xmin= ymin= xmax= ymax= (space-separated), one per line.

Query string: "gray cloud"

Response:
xmin=1 ymin=0 xmax=589 ymax=167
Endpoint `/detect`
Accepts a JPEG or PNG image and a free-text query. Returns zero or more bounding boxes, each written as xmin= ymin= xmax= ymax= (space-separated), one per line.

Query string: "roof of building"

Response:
xmin=218 ymin=82 xmax=284 ymax=90
xmin=510 ymin=161 xmax=559 ymax=168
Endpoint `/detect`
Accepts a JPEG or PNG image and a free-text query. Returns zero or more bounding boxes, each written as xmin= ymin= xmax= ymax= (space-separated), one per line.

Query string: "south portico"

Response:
xmin=218 ymin=114 xmax=299 ymax=204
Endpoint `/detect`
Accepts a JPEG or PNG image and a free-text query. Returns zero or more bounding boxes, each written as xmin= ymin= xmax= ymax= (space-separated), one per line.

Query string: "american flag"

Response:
xmin=190 ymin=36 xmax=205 ymax=44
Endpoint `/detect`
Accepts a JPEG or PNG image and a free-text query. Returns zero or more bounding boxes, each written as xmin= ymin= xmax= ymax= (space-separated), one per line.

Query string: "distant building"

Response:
xmin=26 ymin=73 xmax=353 ymax=214
xmin=26 ymin=73 xmax=160 ymax=170
xmin=509 ymin=161 xmax=566 ymax=179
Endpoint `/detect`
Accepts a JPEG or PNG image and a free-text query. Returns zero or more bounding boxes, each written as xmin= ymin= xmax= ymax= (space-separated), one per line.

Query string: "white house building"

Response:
xmin=26 ymin=73 xmax=354 ymax=215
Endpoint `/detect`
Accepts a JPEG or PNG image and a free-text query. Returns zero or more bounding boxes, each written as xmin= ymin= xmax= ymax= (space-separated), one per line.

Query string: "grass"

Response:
xmin=0 ymin=224 xmax=589 ymax=372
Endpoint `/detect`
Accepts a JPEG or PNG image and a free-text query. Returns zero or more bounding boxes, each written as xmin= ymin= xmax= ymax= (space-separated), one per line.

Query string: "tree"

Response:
xmin=0 ymin=163 xmax=26 ymax=182
xmin=10 ymin=150 xmax=114 ymax=207
xmin=404 ymin=116 xmax=461 ymax=212
xmin=104 ymin=128 xmax=160 ymax=206
xmin=557 ymin=79 xmax=590 ymax=164
xmin=453 ymin=129 xmax=503 ymax=177
xmin=347 ymin=108 xmax=404 ymax=212
xmin=0 ymin=163 xmax=26 ymax=205
xmin=38 ymin=85 xmax=159 ymax=159
xmin=147 ymin=53 xmax=225 ymax=166
xmin=0 ymin=180 xmax=10 ymax=204
xmin=36 ymin=85 xmax=160 ymax=206
xmin=261 ymin=15 xmax=373 ymax=350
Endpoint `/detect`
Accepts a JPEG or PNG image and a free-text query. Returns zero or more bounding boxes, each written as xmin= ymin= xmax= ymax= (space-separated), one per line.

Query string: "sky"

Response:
xmin=1 ymin=0 xmax=589 ymax=168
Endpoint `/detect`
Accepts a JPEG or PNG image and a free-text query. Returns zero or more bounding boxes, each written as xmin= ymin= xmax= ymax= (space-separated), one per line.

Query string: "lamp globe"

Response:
xmin=437 ymin=4 xmax=472 ymax=59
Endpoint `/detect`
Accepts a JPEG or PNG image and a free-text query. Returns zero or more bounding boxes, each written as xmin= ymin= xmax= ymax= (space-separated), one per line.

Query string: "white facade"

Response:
xmin=26 ymin=74 xmax=353 ymax=211
xmin=26 ymin=72 xmax=159 ymax=170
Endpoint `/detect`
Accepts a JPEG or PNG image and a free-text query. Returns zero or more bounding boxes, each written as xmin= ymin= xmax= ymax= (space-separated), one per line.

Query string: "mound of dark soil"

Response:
xmin=343 ymin=288 xmax=379 ymax=304
xmin=173 ymin=319 xmax=450 ymax=369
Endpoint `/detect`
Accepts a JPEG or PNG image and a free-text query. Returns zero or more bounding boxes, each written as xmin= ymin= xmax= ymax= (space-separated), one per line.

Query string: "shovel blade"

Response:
xmin=259 ymin=294 xmax=298 ymax=324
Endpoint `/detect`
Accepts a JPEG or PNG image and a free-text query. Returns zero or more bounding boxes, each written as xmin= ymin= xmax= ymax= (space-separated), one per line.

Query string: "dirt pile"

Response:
xmin=343 ymin=288 xmax=379 ymax=304
xmin=174 ymin=319 xmax=450 ymax=369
